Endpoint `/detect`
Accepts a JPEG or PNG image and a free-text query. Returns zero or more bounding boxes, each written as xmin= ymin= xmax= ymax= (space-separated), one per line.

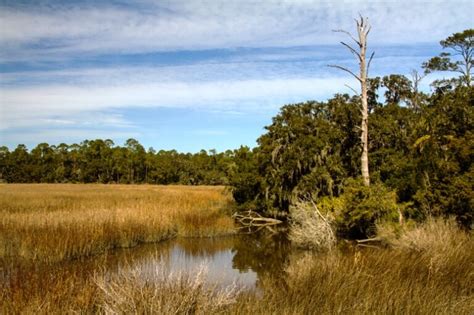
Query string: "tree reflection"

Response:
xmin=232 ymin=230 xmax=291 ymax=289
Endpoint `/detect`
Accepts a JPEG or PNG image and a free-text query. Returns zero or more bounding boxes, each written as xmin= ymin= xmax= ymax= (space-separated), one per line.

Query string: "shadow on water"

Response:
xmin=1 ymin=231 xmax=293 ymax=295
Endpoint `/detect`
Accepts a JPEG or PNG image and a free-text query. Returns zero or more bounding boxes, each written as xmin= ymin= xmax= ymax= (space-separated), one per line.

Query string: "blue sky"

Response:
xmin=1 ymin=0 xmax=473 ymax=152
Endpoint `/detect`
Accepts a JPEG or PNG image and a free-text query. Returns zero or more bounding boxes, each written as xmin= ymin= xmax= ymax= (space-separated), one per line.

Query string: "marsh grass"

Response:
xmin=95 ymin=263 xmax=241 ymax=314
xmin=1 ymin=186 xmax=472 ymax=314
xmin=3 ymin=236 xmax=472 ymax=314
xmin=0 ymin=184 xmax=235 ymax=263
xmin=231 ymin=228 xmax=473 ymax=314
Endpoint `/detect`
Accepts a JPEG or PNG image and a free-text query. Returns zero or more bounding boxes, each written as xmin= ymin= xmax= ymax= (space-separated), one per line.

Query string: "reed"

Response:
xmin=231 ymin=230 xmax=473 ymax=314
xmin=1 ymin=186 xmax=472 ymax=314
xmin=0 ymin=184 xmax=235 ymax=263
xmin=4 ymin=237 xmax=472 ymax=314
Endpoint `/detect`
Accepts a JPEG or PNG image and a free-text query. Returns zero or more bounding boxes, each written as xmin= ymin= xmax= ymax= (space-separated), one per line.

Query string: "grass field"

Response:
xmin=0 ymin=184 xmax=235 ymax=263
xmin=1 ymin=184 xmax=472 ymax=314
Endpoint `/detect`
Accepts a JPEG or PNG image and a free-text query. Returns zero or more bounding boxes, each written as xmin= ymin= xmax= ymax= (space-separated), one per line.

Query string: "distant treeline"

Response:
xmin=0 ymin=139 xmax=241 ymax=185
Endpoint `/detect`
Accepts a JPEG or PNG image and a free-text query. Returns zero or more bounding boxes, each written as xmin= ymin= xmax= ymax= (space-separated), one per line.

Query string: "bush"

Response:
xmin=289 ymin=201 xmax=336 ymax=251
xmin=95 ymin=263 xmax=241 ymax=314
xmin=318 ymin=179 xmax=400 ymax=238
xmin=378 ymin=217 xmax=470 ymax=253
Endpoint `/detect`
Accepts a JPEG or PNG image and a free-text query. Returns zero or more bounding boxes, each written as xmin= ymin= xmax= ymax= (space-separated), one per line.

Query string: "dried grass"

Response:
xmin=95 ymin=262 xmax=241 ymax=314
xmin=0 ymin=184 xmax=235 ymax=263
xmin=288 ymin=200 xmax=336 ymax=251
xmin=231 ymin=237 xmax=474 ymax=314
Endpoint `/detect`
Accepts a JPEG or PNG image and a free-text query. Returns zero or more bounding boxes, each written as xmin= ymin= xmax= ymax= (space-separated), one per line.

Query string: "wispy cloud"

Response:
xmin=0 ymin=77 xmax=353 ymax=129
xmin=0 ymin=0 xmax=472 ymax=62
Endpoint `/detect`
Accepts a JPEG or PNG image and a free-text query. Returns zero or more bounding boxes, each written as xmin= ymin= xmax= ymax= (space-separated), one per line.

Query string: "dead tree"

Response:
xmin=409 ymin=69 xmax=426 ymax=111
xmin=329 ymin=16 xmax=373 ymax=186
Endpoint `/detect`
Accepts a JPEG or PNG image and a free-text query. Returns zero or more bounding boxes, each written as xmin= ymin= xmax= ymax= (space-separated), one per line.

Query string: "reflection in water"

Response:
xmin=1 ymin=232 xmax=292 ymax=299
xmin=115 ymin=233 xmax=291 ymax=289
xmin=130 ymin=237 xmax=258 ymax=288
xmin=232 ymin=232 xmax=292 ymax=290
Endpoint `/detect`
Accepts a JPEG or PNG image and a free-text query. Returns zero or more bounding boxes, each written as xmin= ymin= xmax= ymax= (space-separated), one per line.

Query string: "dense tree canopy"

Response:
xmin=0 ymin=140 xmax=235 ymax=186
xmin=230 ymin=77 xmax=472 ymax=229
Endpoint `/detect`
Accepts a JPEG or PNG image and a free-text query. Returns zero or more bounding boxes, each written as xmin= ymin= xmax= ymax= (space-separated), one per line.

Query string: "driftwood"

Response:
xmin=356 ymin=237 xmax=383 ymax=244
xmin=356 ymin=243 xmax=381 ymax=249
xmin=233 ymin=210 xmax=283 ymax=229
xmin=356 ymin=237 xmax=383 ymax=249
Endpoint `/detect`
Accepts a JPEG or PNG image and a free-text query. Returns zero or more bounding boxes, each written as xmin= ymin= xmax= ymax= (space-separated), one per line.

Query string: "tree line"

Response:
xmin=0 ymin=139 xmax=238 ymax=185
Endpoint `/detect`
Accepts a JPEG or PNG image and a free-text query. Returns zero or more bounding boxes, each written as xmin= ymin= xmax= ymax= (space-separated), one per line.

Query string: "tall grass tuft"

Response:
xmin=378 ymin=217 xmax=469 ymax=252
xmin=95 ymin=263 xmax=241 ymax=314
xmin=289 ymin=200 xmax=336 ymax=251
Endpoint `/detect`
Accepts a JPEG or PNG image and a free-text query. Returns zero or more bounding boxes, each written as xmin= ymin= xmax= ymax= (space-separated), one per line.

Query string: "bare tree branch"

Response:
xmin=345 ymin=84 xmax=359 ymax=95
xmin=367 ymin=51 xmax=375 ymax=75
xmin=366 ymin=25 xmax=372 ymax=36
xmin=333 ymin=29 xmax=360 ymax=47
xmin=327 ymin=65 xmax=362 ymax=82
xmin=341 ymin=41 xmax=362 ymax=60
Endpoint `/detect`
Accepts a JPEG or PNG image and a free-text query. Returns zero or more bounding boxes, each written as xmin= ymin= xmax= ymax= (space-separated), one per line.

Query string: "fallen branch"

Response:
xmin=356 ymin=237 xmax=383 ymax=243
xmin=356 ymin=243 xmax=381 ymax=249
xmin=233 ymin=210 xmax=283 ymax=228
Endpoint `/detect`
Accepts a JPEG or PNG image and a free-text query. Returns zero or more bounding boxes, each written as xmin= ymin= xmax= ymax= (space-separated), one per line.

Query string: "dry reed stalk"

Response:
xmin=289 ymin=200 xmax=336 ymax=251
xmin=94 ymin=262 xmax=241 ymax=314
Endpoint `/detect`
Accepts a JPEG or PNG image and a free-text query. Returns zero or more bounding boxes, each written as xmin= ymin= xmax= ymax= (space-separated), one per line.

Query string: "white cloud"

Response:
xmin=0 ymin=77 xmax=352 ymax=130
xmin=0 ymin=1 xmax=472 ymax=61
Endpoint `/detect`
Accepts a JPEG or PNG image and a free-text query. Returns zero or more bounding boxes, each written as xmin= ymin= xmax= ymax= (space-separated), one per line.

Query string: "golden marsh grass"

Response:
xmin=0 ymin=184 xmax=235 ymax=263
xmin=0 ymin=186 xmax=472 ymax=314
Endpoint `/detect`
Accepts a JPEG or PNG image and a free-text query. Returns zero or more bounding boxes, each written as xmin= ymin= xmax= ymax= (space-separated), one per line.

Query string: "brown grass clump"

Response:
xmin=95 ymin=262 xmax=241 ymax=314
xmin=377 ymin=217 xmax=472 ymax=271
xmin=0 ymin=184 xmax=235 ymax=263
xmin=289 ymin=201 xmax=336 ymax=251
xmin=378 ymin=217 xmax=469 ymax=252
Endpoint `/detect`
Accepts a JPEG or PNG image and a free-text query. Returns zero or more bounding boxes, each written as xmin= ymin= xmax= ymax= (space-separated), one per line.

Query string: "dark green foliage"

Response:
xmin=411 ymin=86 xmax=474 ymax=226
xmin=230 ymin=73 xmax=472 ymax=230
xmin=423 ymin=29 xmax=473 ymax=88
xmin=229 ymin=30 xmax=473 ymax=231
xmin=0 ymin=139 xmax=235 ymax=186
xmin=228 ymin=146 xmax=262 ymax=209
xmin=317 ymin=179 xmax=399 ymax=238
xmin=230 ymin=87 xmax=474 ymax=230
xmin=251 ymin=97 xmax=360 ymax=216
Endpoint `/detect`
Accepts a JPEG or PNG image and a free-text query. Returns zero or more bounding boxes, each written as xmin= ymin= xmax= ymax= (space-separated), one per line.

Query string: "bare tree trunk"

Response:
xmin=409 ymin=69 xmax=426 ymax=112
xmin=358 ymin=20 xmax=370 ymax=186
xmin=329 ymin=16 xmax=373 ymax=186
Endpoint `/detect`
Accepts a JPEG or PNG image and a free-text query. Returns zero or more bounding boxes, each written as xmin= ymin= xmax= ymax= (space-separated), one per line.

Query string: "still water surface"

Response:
xmin=2 ymin=232 xmax=293 ymax=295
xmin=108 ymin=232 xmax=291 ymax=289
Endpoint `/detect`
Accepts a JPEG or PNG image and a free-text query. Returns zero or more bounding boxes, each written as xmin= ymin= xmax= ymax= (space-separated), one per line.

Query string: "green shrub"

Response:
xmin=318 ymin=179 xmax=400 ymax=238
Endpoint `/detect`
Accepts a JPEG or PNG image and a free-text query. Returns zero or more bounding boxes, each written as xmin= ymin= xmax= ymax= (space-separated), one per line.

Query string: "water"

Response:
xmin=1 ymin=232 xmax=293 ymax=298
xmin=105 ymin=232 xmax=291 ymax=289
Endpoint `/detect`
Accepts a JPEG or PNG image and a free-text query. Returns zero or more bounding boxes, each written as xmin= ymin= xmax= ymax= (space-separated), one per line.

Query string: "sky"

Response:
xmin=0 ymin=0 xmax=473 ymax=152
